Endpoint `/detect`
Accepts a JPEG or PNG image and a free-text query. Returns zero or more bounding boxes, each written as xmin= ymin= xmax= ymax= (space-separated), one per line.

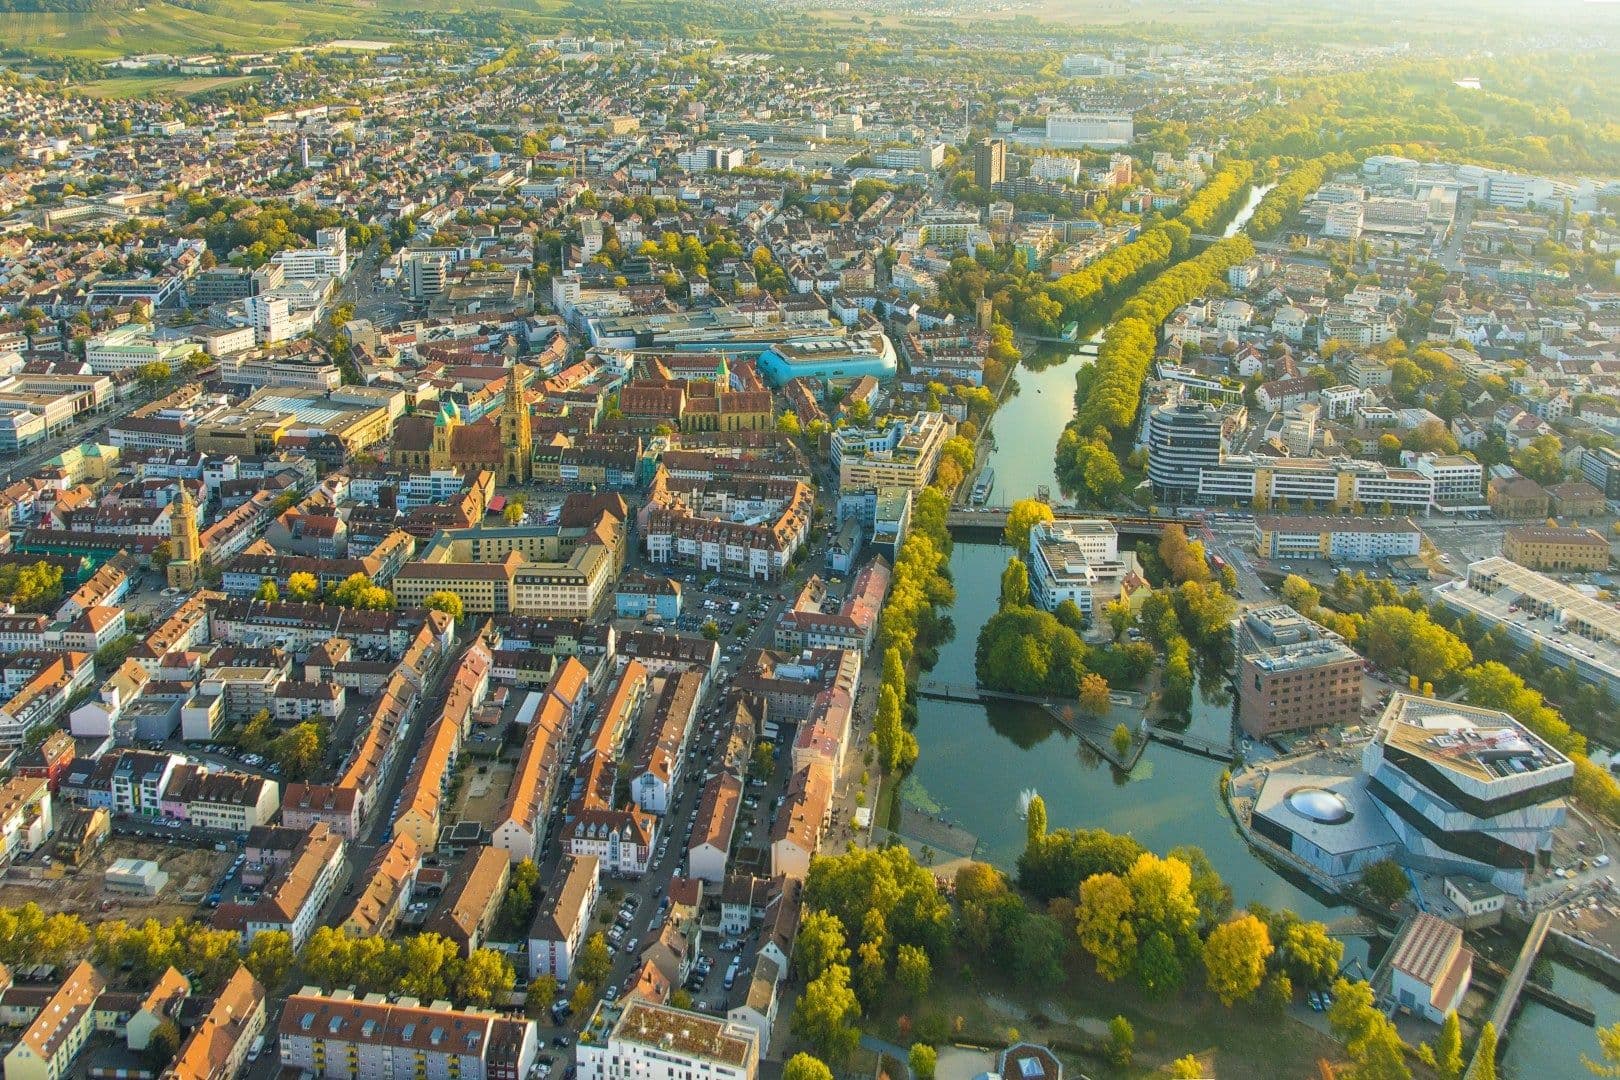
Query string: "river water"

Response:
xmin=905 ymin=182 xmax=1614 ymax=1072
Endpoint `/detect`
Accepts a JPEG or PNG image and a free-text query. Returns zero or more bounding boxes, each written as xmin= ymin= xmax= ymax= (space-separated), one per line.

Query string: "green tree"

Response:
xmin=244 ymin=930 xmax=294 ymax=990
xmin=423 ymin=591 xmax=465 ymax=621
xmin=1279 ymin=918 xmax=1345 ymax=989
xmin=1000 ymin=557 xmax=1031 ymax=608
xmin=146 ymin=1017 xmax=183 ymax=1067
xmin=1108 ymin=1016 xmax=1135 ymax=1067
xmin=910 ymin=1043 xmax=937 ymax=1080
xmin=1111 ymin=723 xmax=1132 ymax=757
xmin=895 ymin=944 xmax=931 ymax=1001
xmin=783 ymin=1053 xmax=835 ymax=1080
xmin=458 ymin=948 xmax=516 ymax=1006
xmin=1512 ymin=434 xmax=1566 ymax=486
xmin=528 ymin=974 xmax=558 ymax=1014
xmin=873 ymin=684 xmax=916 ymax=774
xmin=256 ymin=579 xmax=280 ymax=602
xmin=501 ymin=859 xmax=540 ymax=929
xmin=1329 ymin=979 xmax=1411 ymax=1080
xmin=287 ymin=571 xmax=318 ymax=601
xmin=1076 ymin=872 xmax=1138 ymax=981
xmin=1587 ymin=1023 xmax=1620 ymax=1077
xmin=1202 ymin=914 xmax=1273 ymax=1006
xmin=330 ymin=572 xmax=394 ymax=611
xmin=1361 ymin=860 xmax=1408 ymax=907
xmin=1419 ymin=1011 xmax=1464 ymax=1080
xmin=270 ymin=722 xmax=325 ymax=781
xmin=136 ymin=361 xmax=172 ymax=392
xmin=1166 ymin=1055 xmax=1204 ymax=1079
xmin=701 ymin=619 xmax=721 ymax=640
xmin=795 ymin=910 xmax=850 ymax=983
xmin=1081 ymin=674 xmax=1112 ymax=718
xmin=792 ymin=964 xmax=861 ymax=1066
xmin=577 ymin=932 xmax=611 ymax=987
xmin=1025 ymin=794 xmax=1047 ymax=853
xmin=1002 ymin=499 xmax=1055 ymax=550
xmin=1472 ymin=1022 xmax=1497 ymax=1080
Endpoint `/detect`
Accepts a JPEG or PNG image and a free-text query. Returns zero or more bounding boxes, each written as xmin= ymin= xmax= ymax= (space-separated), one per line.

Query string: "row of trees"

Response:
xmin=301 ymin=926 xmax=516 ymax=1007
xmin=0 ymin=903 xmax=292 ymax=997
xmin=872 ymin=462 xmax=962 ymax=777
xmin=1072 ymin=233 xmax=1258 ymax=437
xmin=1245 ymin=153 xmax=1357 ymax=239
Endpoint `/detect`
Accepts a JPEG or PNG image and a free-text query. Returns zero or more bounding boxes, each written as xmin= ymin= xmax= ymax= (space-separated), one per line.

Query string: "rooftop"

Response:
xmin=1376 ymin=693 xmax=1571 ymax=787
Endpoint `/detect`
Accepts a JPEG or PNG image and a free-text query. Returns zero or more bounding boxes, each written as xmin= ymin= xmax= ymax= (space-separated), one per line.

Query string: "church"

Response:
xmin=393 ymin=366 xmax=534 ymax=485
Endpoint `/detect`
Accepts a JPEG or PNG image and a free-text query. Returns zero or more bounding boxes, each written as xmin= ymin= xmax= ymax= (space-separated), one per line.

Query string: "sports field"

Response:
xmin=75 ymin=74 xmax=261 ymax=98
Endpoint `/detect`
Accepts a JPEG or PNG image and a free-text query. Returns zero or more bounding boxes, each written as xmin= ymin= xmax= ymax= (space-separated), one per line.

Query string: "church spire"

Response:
xmin=502 ymin=363 xmax=533 ymax=486
xmin=167 ymin=486 xmax=202 ymax=590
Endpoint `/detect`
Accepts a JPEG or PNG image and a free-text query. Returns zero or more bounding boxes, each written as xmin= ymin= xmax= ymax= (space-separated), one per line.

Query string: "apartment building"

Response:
xmin=566 ymin=806 xmax=656 ymax=877
xmin=1237 ymin=608 xmax=1364 ymax=738
xmin=3 ymin=961 xmax=106 ymax=1080
xmin=1252 ymin=516 xmax=1422 ymax=562
xmin=340 ymin=834 xmax=420 ymax=939
xmin=1501 ymin=526 xmax=1610 ymax=572
xmin=577 ymin=1000 xmax=759 ymax=1080
xmin=212 ymin=822 xmax=346 ymax=947
xmin=159 ymin=765 xmax=280 ymax=832
xmin=689 ymin=773 xmax=742 ymax=884
xmin=160 ymin=966 xmax=267 ymax=1080
xmin=773 ymin=559 xmax=889 ymax=654
xmin=771 ymin=762 xmax=832 ymax=880
xmin=424 ymin=846 xmax=510 ymax=957
xmin=631 ymin=671 xmax=703 ymax=815
xmin=831 ymin=411 xmax=951 ymax=493
xmin=277 ymin=990 xmax=537 ymax=1080
xmin=0 ymin=775 xmax=52 ymax=865
xmin=527 ymin=853 xmax=600 ymax=981
xmin=491 ymin=692 xmax=565 ymax=864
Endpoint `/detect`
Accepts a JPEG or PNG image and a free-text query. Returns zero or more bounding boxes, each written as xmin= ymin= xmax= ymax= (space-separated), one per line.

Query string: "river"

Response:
xmin=905 ymin=181 xmax=1614 ymax=1072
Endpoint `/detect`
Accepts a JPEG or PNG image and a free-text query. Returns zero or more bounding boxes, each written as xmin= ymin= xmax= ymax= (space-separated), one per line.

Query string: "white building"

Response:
xmin=1435 ymin=557 xmax=1620 ymax=698
xmin=577 ymin=1000 xmax=759 ymax=1080
xmin=1252 ymin=516 xmax=1423 ymax=562
xmin=246 ymin=295 xmax=292 ymax=345
xmin=1044 ymin=112 xmax=1134 ymax=148
xmin=1388 ymin=913 xmax=1473 ymax=1024
xmin=1026 ymin=519 xmax=1142 ymax=616
xmin=271 ymin=228 xmax=348 ymax=279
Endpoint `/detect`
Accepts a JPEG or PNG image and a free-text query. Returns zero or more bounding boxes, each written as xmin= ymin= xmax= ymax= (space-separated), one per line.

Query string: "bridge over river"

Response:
xmin=916 ymin=679 xmax=1235 ymax=763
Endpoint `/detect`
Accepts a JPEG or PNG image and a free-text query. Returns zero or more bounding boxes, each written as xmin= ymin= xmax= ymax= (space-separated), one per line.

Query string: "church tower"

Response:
xmin=501 ymin=364 xmax=533 ymax=486
xmin=167 ymin=487 xmax=202 ymax=590
xmin=430 ymin=400 xmax=461 ymax=473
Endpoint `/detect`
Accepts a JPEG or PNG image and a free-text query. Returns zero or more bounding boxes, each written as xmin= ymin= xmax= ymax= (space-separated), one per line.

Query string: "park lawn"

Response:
xmin=862 ymin=947 xmax=1352 ymax=1079
xmin=75 ymin=74 xmax=260 ymax=99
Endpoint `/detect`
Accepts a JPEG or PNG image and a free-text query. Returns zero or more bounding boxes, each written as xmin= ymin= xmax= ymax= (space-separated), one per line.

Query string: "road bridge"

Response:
xmin=947 ymin=508 xmax=1191 ymax=538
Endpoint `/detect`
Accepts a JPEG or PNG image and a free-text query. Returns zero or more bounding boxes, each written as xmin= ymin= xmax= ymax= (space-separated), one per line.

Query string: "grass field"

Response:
xmin=75 ymin=73 xmax=261 ymax=98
